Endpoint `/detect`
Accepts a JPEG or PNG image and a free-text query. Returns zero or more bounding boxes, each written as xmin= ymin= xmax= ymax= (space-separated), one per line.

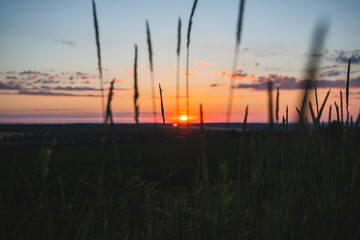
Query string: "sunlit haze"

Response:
xmin=0 ymin=0 xmax=359 ymax=123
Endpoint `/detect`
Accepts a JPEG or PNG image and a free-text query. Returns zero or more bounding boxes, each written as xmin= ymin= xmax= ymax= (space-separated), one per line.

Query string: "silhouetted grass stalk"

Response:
xmin=92 ymin=0 xmax=105 ymax=122
xmin=346 ymin=58 xmax=351 ymax=125
xmin=299 ymin=21 xmax=328 ymax=124
xmin=226 ymin=0 xmax=245 ymax=126
xmin=134 ymin=45 xmax=139 ymax=127
xmin=186 ymin=0 xmax=198 ymax=130
xmin=146 ymin=20 xmax=157 ymax=124
xmin=176 ymin=18 xmax=181 ymax=125
xmin=276 ymin=87 xmax=279 ymax=123
xmin=268 ymin=81 xmax=274 ymax=128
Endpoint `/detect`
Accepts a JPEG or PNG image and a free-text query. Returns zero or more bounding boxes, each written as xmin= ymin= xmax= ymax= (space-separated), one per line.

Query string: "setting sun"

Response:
xmin=180 ymin=115 xmax=187 ymax=121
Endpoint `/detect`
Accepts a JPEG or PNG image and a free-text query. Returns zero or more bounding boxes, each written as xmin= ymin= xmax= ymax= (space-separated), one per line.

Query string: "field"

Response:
xmin=0 ymin=122 xmax=359 ymax=239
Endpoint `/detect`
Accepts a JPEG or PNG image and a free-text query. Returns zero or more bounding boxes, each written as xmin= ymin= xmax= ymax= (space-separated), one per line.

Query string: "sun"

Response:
xmin=180 ymin=115 xmax=188 ymax=121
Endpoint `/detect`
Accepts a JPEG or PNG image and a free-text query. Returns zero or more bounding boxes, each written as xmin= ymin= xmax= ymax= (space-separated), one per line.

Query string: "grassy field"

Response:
xmin=0 ymin=122 xmax=359 ymax=239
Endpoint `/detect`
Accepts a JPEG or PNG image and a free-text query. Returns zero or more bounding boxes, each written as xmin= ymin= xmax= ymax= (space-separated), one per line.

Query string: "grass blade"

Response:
xmin=346 ymin=58 xmax=351 ymax=125
xmin=176 ymin=18 xmax=182 ymax=124
xmin=92 ymin=0 xmax=105 ymax=122
xmin=340 ymin=90 xmax=344 ymax=125
xmin=315 ymin=83 xmax=319 ymax=115
xmin=226 ymin=0 xmax=245 ymax=125
xmin=134 ymin=44 xmax=139 ymax=126
xmin=268 ymin=80 xmax=274 ymax=128
xmin=186 ymin=0 xmax=199 ymax=130
xmin=146 ymin=20 xmax=157 ymax=124
xmin=299 ymin=20 xmax=328 ymax=124
xmin=159 ymin=83 xmax=166 ymax=128
xmin=317 ymin=89 xmax=331 ymax=122
xmin=276 ymin=87 xmax=279 ymax=123
xmin=334 ymin=101 xmax=340 ymax=123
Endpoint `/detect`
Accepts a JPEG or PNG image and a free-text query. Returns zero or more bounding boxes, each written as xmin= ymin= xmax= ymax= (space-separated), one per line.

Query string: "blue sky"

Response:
xmin=0 ymin=0 xmax=359 ymax=123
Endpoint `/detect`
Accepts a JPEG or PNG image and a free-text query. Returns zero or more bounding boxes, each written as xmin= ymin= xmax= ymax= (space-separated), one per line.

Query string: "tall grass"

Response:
xmin=159 ymin=84 xmax=165 ymax=128
xmin=299 ymin=20 xmax=328 ymax=124
xmin=185 ymin=0 xmax=198 ymax=130
xmin=92 ymin=0 xmax=105 ymax=122
xmin=176 ymin=18 xmax=182 ymax=125
xmin=134 ymin=44 xmax=139 ymax=127
xmin=226 ymin=0 xmax=245 ymax=126
xmin=268 ymin=80 xmax=274 ymax=128
xmin=346 ymin=58 xmax=351 ymax=125
xmin=146 ymin=20 xmax=157 ymax=124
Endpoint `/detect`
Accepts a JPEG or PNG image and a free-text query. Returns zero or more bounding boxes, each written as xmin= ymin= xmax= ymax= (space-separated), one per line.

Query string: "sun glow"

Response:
xmin=180 ymin=115 xmax=187 ymax=121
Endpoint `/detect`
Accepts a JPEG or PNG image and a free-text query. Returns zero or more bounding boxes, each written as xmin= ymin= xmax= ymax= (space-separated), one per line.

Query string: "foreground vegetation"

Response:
xmin=0 ymin=122 xmax=359 ymax=239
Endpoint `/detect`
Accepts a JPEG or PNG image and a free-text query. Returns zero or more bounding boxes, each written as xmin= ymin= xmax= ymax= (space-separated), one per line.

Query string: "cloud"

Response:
xmin=209 ymin=83 xmax=223 ymax=87
xmin=60 ymin=40 xmax=76 ymax=47
xmin=234 ymin=74 xmax=360 ymax=91
xmin=75 ymin=72 xmax=97 ymax=79
xmin=212 ymin=70 xmax=256 ymax=81
xmin=196 ymin=60 xmax=210 ymax=67
xmin=183 ymin=71 xmax=199 ymax=76
xmin=213 ymin=71 xmax=231 ymax=77
xmin=17 ymin=90 xmax=99 ymax=97
xmin=254 ymin=61 xmax=260 ymax=67
xmin=0 ymin=81 xmax=23 ymax=90
xmin=81 ymin=80 xmax=93 ymax=84
xmin=319 ymin=70 xmax=342 ymax=78
xmin=6 ymin=75 xmax=18 ymax=80
xmin=320 ymin=64 xmax=338 ymax=70
xmin=333 ymin=50 xmax=360 ymax=64
xmin=125 ymin=69 xmax=133 ymax=74
xmin=20 ymin=70 xmax=40 ymax=75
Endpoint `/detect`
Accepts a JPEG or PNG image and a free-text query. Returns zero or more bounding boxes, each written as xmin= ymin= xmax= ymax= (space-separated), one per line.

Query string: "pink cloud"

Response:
xmin=183 ymin=71 xmax=199 ymax=76
xmin=197 ymin=60 xmax=210 ymax=67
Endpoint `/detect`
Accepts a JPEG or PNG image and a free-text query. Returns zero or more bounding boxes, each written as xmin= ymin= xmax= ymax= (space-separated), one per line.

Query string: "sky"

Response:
xmin=0 ymin=0 xmax=359 ymax=123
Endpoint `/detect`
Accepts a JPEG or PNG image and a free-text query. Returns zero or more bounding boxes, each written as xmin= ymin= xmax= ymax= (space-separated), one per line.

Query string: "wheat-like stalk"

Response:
xmin=159 ymin=83 xmax=166 ymax=128
xmin=105 ymin=79 xmax=115 ymax=126
xmin=346 ymin=58 xmax=351 ymax=125
xmin=334 ymin=101 xmax=340 ymax=124
xmin=276 ymin=87 xmax=279 ymax=123
xmin=340 ymin=90 xmax=344 ymax=125
xmin=328 ymin=105 xmax=332 ymax=125
xmin=317 ymin=89 xmax=331 ymax=123
xmin=185 ymin=0 xmax=199 ymax=130
xmin=92 ymin=0 xmax=105 ymax=122
xmin=146 ymin=20 xmax=157 ymax=124
xmin=268 ymin=80 xmax=274 ymax=128
xmin=314 ymin=83 xmax=319 ymax=115
xmin=226 ymin=0 xmax=245 ymax=125
xmin=134 ymin=44 xmax=139 ymax=127
xmin=176 ymin=18 xmax=182 ymax=125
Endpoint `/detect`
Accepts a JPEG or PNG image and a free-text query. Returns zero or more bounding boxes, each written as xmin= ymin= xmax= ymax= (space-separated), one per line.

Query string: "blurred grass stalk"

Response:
xmin=186 ymin=0 xmax=198 ymax=130
xmin=146 ymin=20 xmax=158 ymax=124
xmin=92 ymin=0 xmax=105 ymax=122
xmin=226 ymin=0 xmax=245 ymax=126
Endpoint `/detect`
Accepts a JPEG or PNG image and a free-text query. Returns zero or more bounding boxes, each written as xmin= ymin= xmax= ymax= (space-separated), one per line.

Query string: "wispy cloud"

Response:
xmin=183 ymin=71 xmax=199 ymax=76
xmin=196 ymin=60 xmax=210 ymax=67
xmin=319 ymin=70 xmax=342 ymax=78
xmin=332 ymin=50 xmax=360 ymax=64
xmin=234 ymin=74 xmax=360 ymax=90
xmin=60 ymin=40 xmax=76 ymax=47
xmin=209 ymin=83 xmax=224 ymax=87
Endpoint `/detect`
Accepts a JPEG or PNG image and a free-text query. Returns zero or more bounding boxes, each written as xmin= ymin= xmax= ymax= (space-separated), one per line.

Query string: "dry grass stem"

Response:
xmin=146 ymin=20 xmax=157 ymax=124
xmin=186 ymin=0 xmax=199 ymax=130
xmin=92 ymin=0 xmax=105 ymax=121
xmin=226 ymin=0 xmax=245 ymax=125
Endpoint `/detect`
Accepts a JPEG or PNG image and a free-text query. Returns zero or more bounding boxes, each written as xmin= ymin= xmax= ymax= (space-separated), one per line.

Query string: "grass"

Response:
xmin=1 ymin=122 xmax=359 ymax=239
